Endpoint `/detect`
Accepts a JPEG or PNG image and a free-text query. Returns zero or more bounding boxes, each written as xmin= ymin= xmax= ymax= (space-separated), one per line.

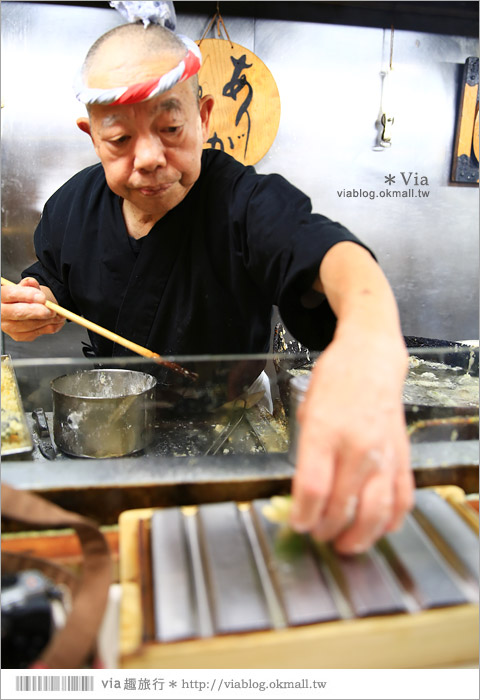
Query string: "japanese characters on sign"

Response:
xmin=197 ymin=39 xmax=281 ymax=166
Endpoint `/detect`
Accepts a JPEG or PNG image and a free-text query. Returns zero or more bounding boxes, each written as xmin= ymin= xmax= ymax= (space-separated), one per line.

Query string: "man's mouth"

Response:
xmin=137 ymin=183 xmax=174 ymax=196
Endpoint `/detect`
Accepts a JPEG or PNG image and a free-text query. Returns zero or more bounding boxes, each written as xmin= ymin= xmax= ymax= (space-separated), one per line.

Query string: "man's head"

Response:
xmin=76 ymin=23 xmax=213 ymax=222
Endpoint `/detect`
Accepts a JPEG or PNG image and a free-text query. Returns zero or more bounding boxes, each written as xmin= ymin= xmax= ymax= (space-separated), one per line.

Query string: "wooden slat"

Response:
xmin=332 ymin=548 xmax=408 ymax=618
xmin=414 ymin=489 xmax=479 ymax=584
xmin=150 ymin=508 xmax=198 ymax=642
xmin=137 ymin=518 xmax=155 ymax=642
xmin=382 ymin=515 xmax=468 ymax=609
xmin=197 ymin=502 xmax=271 ymax=634
xmin=251 ymin=500 xmax=340 ymax=626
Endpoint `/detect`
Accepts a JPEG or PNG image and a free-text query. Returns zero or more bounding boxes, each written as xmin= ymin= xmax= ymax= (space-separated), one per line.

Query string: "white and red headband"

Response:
xmin=74 ymin=34 xmax=201 ymax=107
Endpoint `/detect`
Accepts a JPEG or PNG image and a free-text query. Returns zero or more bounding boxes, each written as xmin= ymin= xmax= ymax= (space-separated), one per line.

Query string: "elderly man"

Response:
xmin=1 ymin=23 xmax=413 ymax=553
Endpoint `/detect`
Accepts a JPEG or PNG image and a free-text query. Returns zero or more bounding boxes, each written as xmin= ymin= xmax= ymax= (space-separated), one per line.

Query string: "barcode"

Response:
xmin=15 ymin=676 xmax=94 ymax=692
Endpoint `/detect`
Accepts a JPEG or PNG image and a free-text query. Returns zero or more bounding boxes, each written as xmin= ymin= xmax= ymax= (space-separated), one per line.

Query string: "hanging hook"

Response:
xmin=376 ymin=25 xmax=395 ymax=149
xmin=199 ymin=2 xmax=234 ymax=49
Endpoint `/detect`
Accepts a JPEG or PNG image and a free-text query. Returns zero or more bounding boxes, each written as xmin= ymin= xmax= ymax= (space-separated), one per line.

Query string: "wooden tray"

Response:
xmin=118 ymin=487 xmax=478 ymax=669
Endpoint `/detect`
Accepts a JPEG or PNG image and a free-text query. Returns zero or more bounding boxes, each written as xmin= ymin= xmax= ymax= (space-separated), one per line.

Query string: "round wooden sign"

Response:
xmin=197 ymin=38 xmax=281 ymax=166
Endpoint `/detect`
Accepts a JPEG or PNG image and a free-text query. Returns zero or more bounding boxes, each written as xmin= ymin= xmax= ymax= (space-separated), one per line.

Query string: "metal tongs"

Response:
xmin=204 ymin=391 xmax=265 ymax=456
xmin=31 ymin=408 xmax=57 ymax=461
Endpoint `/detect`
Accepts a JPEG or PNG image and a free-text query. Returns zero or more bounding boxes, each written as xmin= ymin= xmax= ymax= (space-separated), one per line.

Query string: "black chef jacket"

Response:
xmin=23 ymin=150 xmax=370 ymax=358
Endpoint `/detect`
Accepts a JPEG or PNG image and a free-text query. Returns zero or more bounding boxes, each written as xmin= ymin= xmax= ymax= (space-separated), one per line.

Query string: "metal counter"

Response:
xmin=2 ymin=348 xmax=478 ymax=526
xmin=2 ymin=440 xmax=478 ymax=526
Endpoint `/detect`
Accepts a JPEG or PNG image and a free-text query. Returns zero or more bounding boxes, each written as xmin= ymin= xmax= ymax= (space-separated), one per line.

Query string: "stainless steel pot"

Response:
xmin=288 ymin=372 xmax=312 ymax=465
xmin=51 ymin=369 xmax=157 ymax=458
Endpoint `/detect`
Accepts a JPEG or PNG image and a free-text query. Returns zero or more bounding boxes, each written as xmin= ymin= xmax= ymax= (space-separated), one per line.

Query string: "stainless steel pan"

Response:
xmin=51 ymin=369 xmax=157 ymax=458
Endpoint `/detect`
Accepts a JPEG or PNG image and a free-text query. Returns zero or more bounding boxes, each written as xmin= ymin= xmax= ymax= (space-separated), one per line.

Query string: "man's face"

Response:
xmin=84 ymin=82 xmax=212 ymax=219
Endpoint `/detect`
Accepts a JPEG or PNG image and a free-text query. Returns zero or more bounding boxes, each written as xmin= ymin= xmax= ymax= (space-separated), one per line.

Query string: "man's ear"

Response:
xmin=199 ymin=95 xmax=215 ymax=142
xmin=76 ymin=117 xmax=92 ymax=137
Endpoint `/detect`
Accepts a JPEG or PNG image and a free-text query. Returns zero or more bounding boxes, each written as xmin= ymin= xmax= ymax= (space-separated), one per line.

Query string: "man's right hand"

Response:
xmin=1 ymin=277 xmax=65 ymax=341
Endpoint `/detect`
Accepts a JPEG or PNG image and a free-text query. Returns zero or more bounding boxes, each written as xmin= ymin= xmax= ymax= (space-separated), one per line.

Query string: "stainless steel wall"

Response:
xmin=2 ymin=1 xmax=478 ymax=358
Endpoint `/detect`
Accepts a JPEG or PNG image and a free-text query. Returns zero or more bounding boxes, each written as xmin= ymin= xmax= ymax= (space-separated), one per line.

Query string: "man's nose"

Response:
xmin=133 ymin=135 xmax=167 ymax=171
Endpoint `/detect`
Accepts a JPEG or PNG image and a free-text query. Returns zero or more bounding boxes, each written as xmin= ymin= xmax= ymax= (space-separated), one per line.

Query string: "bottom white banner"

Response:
xmin=1 ymin=668 xmax=478 ymax=700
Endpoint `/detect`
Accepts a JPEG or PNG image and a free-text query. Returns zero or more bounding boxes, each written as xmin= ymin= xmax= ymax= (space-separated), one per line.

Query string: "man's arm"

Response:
xmin=289 ymin=241 xmax=414 ymax=554
xmin=1 ymin=277 xmax=65 ymax=341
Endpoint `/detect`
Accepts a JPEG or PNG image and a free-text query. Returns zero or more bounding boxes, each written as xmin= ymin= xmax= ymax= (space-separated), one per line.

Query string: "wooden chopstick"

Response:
xmin=1 ymin=277 xmax=197 ymax=381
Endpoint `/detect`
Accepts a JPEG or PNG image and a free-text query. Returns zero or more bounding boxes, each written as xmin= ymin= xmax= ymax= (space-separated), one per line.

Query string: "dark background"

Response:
xmin=33 ymin=2 xmax=479 ymax=38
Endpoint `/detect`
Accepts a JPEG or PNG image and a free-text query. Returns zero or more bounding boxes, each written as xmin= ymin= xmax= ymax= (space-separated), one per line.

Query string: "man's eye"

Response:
xmin=163 ymin=126 xmax=180 ymax=134
xmin=110 ymin=135 xmax=130 ymax=145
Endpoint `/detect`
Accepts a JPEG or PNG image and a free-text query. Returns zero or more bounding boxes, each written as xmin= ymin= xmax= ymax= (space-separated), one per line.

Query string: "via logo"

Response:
xmin=385 ymin=172 xmax=430 ymax=185
xmin=401 ymin=171 xmax=429 ymax=185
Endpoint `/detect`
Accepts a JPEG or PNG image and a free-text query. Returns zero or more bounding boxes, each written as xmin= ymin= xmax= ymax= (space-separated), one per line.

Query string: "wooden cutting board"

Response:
xmin=197 ymin=38 xmax=281 ymax=166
